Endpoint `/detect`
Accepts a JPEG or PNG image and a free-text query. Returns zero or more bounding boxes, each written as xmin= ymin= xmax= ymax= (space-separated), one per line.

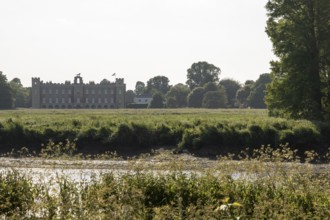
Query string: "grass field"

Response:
xmin=0 ymin=108 xmax=329 ymax=160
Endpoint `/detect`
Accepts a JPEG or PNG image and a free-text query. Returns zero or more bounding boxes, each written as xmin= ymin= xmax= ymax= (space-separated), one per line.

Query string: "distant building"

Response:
xmin=31 ymin=75 xmax=126 ymax=109
xmin=133 ymin=95 xmax=153 ymax=105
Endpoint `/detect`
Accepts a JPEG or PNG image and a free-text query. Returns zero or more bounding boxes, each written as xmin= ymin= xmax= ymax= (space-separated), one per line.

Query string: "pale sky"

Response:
xmin=0 ymin=0 xmax=275 ymax=90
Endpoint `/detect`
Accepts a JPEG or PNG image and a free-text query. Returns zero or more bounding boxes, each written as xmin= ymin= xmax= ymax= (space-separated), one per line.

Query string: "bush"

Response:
xmin=0 ymin=170 xmax=34 ymax=217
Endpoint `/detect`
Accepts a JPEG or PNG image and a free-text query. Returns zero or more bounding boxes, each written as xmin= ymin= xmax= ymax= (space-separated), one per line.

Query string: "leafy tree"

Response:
xmin=100 ymin=79 xmax=111 ymax=85
xmin=265 ymin=0 xmax=330 ymax=119
xmin=244 ymin=80 xmax=254 ymax=86
xmin=187 ymin=82 xmax=224 ymax=108
xmin=125 ymin=90 xmax=135 ymax=107
xmin=203 ymin=82 xmax=219 ymax=93
xmin=135 ymin=81 xmax=146 ymax=96
xmin=9 ymin=78 xmax=30 ymax=108
xmin=165 ymin=84 xmax=190 ymax=108
xmin=0 ymin=71 xmax=14 ymax=109
xmin=202 ymin=89 xmax=227 ymax=109
xmin=187 ymin=87 xmax=205 ymax=108
xmin=186 ymin=61 xmax=221 ymax=89
xmin=146 ymin=76 xmax=170 ymax=95
xmin=148 ymin=92 xmax=164 ymax=108
xmin=236 ymin=81 xmax=253 ymax=108
xmin=248 ymin=73 xmax=271 ymax=109
xmin=219 ymin=79 xmax=241 ymax=108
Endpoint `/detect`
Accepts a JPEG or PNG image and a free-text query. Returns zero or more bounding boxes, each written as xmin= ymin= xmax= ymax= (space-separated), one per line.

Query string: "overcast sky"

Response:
xmin=0 ymin=0 xmax=275 ymax=90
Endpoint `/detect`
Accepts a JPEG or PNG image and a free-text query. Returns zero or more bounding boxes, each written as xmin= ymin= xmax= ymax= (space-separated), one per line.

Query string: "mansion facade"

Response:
xmin=31 ymin=75 xmax=126 ymax=109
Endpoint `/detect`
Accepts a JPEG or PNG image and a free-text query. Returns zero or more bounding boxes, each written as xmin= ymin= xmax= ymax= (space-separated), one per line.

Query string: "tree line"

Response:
xmin=126 ymin=61 xmax=271 ymax=109
xmin=0 ymin=71 xmax=30 ymax=109
xmin=2 ymin=0 xmax=329 ymax=121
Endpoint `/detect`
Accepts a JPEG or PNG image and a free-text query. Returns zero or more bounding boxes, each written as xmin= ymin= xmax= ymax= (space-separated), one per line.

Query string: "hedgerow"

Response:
xmin=0 ymin=109 xmax=329 ymax=158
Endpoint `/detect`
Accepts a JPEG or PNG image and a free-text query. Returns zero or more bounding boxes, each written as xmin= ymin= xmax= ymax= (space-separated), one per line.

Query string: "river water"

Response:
xmin=0 ymin=157 xmax=329 ymax=184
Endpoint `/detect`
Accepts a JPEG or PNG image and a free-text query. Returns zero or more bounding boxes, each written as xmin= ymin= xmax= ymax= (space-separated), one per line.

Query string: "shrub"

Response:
xmin=0 ymin=170 xmax=34 ymax=217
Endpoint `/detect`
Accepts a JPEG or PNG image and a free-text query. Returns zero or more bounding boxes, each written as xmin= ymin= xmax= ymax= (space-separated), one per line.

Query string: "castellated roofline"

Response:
xmin=32 ymin=77 xmax=123 ymax=86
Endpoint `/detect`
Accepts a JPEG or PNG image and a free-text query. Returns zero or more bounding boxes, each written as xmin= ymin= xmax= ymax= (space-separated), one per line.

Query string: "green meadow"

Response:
xmin=0 ymin=109 xmax=329 ymax=159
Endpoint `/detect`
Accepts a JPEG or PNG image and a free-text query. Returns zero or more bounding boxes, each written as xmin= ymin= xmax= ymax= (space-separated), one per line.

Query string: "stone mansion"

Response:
xmin=31 ymin=75 xmax=126 ymax=109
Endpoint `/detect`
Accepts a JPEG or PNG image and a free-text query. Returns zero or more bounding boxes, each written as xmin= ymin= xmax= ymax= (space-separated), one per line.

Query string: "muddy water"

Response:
xmin=0 ymin=157 xmax=329 ymax=184
xmin=0 ymin=156 xmax=217 ymax=184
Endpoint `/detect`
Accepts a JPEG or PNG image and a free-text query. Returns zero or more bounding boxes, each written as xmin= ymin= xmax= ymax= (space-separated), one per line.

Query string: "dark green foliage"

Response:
xmin=248 ymin=73 xmax=271 ymax=109
xmin=186 ymin=61 xmax=221 ymax=89
xmin=265 ymin=0 xmax=330 ymax=119
xmin=219 ymin=79 xmax=241 ymax=108
xmin=0 ymin=72 xmax=14 ymax=109
xmin=165 ymin=84 xmax=190 ymax=108
xmin=187 ymin=87 xmax=204 ymax=107
xmin=125 ymin=90 xmax=135 ymax=106
xmin=146 ymin=76 xmax=170 ymax=95
xmin=202 ymin=90 xmax=227 ymax=108
xmin=135 ymin=81 xmax=146 ymax=96
xmin=10 ymin=78 xmax=30 ymax=108
xmin=148 ymin=92 xmax=165 ymax=108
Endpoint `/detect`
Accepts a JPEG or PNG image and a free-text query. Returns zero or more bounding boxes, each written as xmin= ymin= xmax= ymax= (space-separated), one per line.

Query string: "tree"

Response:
xmin=10 ymin=78 xmax=30 ymax=108
xmin=0 ymin=71 xmax=14 ymax=109
xmin=135 ymin=81 xmax=146 ymax=96
xmin=265 ymin=0 xmax=330 ymax=119
xmin=186 ymin=62 xmax=221 ymax=89
xmin=203 ymin=82 xmax=219 ymax=93
xmin=187 ymin=87 xmax=205 ymax=108
xmin=146 ymin=76 xmax=170 ymax=95
xmin=148 ymin=92 xmax=164 ymax=108
xmin=248 ymin=74 xmax=271 ymax=109
xmin=165 ymin=84 xmax=190 ymax=108
xmin=219 ymin=79 xmax=241 ymax=108
xmin=100 ymin=79 xmax=111 ymax=85
xmin=125 ymin=90 xmax=135 ymax=107
xmin=236 ymin=81 xmax=253 ymax=108
xmin=202 ymin=89 xmax=227 ymax=109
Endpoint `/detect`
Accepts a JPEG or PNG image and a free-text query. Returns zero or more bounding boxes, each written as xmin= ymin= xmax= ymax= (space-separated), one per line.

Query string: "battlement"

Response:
xmin=32 ymin=77 xmax=42 ymax=86
xmin=116 ymin=78 xmax=124 ymax=85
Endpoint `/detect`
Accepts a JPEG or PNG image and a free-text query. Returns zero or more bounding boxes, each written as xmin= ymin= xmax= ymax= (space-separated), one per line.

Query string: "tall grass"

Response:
xmin=0 ymin=146 xmax=329 ymax=219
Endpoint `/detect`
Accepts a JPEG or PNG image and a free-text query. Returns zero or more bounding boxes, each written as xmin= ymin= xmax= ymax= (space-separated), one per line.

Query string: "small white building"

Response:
xmin=133 ymin=96 xmax=152 ymax=105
